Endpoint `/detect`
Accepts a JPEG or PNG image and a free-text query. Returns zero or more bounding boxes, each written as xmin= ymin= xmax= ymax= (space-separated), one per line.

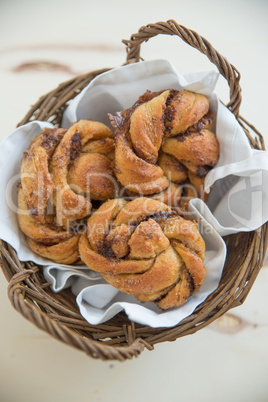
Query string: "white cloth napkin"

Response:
xmin=0 ymin=59 xmax=267 ymax=328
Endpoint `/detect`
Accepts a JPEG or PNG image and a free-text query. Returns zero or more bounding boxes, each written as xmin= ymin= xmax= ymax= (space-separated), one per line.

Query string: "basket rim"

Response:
xmin=1 ymin=20 xmax=268 ymax=361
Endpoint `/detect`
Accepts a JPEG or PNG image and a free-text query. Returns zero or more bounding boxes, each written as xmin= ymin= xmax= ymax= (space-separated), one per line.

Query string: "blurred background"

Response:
xmin=0 ymin=1 xmax=268 ymax=401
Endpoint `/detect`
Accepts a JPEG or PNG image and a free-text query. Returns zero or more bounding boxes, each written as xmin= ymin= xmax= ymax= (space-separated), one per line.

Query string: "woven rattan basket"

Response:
xmin=1 ymin=20 xmax=267 ymax=361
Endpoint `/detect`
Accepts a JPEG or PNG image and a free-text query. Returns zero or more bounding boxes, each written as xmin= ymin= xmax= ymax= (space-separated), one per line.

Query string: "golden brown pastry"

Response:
xmin=18 ymin=120 xmax=116 ymax=263
xmin=79 ymin=197 xmax=206 ymax=309
xmin=17 ymin=185 xmax=80 ymax=264
xmin=50 ymin=120 xmax=115 ymax=226
xmin=110 ymin=89 xmax=219 ymax=207
xmin=20 ymin=127 xmax=66 ymax=224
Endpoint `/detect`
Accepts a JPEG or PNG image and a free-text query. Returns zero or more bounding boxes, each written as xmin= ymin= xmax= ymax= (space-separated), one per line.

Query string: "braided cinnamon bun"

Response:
xmin=18 ymin=121 xmax=116 ymax=263
xmin=110 ymin=89 xmax=219 ymax=207
xmin=79 ymin=197 xmax=206 ymax=309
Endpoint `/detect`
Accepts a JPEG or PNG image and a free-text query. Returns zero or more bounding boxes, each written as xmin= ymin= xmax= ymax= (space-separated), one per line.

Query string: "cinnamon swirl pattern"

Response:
xmin=17 ymin=89 xmax=217 ymax=309
xmin=79 ymin=198 xmax=206 ymax=309
xmin=110 ymin=89 xmax=219 ymax=207
xmin=18 ymin=121 xmax=116 ymax=263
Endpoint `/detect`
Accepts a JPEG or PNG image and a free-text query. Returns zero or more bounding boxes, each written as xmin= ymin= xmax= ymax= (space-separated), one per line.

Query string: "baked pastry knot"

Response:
xmin=79 ymin=197 xmax=206 ymax=309
xmin=18 ymin=121 xmax=115 ymax=263
xmin=110 ymin=89 xmax=219 ymax=207
xmin=17 ymin=185 xmax=80 ymax=264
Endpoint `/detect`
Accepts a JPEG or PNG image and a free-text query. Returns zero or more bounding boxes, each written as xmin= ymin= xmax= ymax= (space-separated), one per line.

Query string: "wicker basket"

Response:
xmin=1 ymin=20 xmax=267 ymax=361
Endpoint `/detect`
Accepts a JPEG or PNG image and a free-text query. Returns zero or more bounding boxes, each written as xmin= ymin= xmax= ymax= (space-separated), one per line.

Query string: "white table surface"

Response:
xmin=1 ymin=1 xmax=268 ymax=401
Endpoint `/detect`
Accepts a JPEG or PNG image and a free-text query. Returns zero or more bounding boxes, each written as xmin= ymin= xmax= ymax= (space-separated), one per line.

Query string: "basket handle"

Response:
xmin=123 ymin=20 xmax=242 ymax=117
